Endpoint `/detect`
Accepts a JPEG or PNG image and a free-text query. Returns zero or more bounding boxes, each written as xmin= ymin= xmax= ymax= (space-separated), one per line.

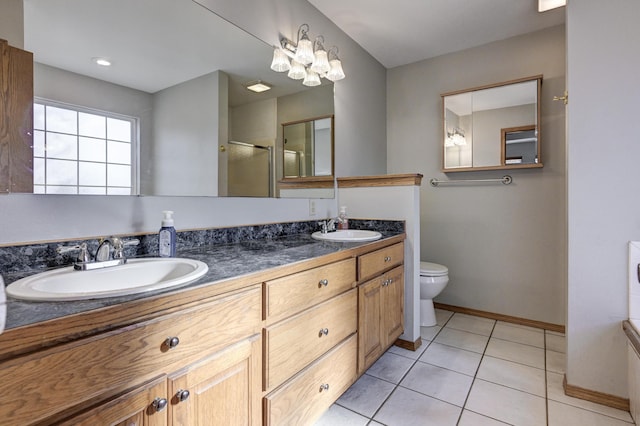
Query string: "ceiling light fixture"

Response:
xmin=270 ymin=24 xmax=345 ymax=86
xmin=92 ymin=57 xmax=112 ymax=67
xmin=245 ymin=80 xmax=272 ymax=93
xmin=538 ymin=0 xmax=566 ymax=12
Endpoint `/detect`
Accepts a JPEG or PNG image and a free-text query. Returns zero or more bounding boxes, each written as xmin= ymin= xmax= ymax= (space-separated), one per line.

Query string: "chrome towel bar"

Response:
xmin=429 ymin=175 xmax=512 ymax=187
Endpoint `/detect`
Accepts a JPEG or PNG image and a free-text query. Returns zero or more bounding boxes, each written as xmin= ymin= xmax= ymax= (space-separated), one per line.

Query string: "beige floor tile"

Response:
xmin=373 ymin=387 xmax=461 ymax=426
xmin=548 ymin=400 xmax=635 ymax=425
xmin=387 ymin=340 xmax=429 ymax=360
xmin=434 ymin=327 xmax=490 ymax=353
xmin=400 ymin=362 xmax=474 ymax=407
xmin=485 ymin=337 xmax=545 ymax=369
xmin=421 ymin=325 xmax=442 ymax=341
xmin=476 ymin=355 xmax=546 ymax=397
xmin=458 ymin=409 xmax=511 ymax=425
xmin=546 ymin=331 xmax=567 ymax=353
xmin=336 ymin=373 xmax=395 ymax=418
xmin=435 ymin=308 xmax=454 ymax=326
xmin=419 ymin=342 xmax=482 ymax=376
xmin=365 ymin=351 xmax=414 ymax=384
xmin=465 ymin=379 xmax=547 ymax=426
xmin=546 ymin=371 xmax=635 ymax=422
xmin=492 ymin=321 xmax=544 ymax=348
xmin=445 ymin=313 xmax=496 ymax=336
xmin=313 ymin=404 xmax=369 ymax=426
xmin=546 ymin=349 xmax=565 ymax=373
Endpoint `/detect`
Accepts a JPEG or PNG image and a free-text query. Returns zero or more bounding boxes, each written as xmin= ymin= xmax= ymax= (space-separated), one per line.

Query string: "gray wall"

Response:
xmin=387 ymin=25 xmax=567 ymax=325
xmin=566 ymin=0 xmax=640 ymax=398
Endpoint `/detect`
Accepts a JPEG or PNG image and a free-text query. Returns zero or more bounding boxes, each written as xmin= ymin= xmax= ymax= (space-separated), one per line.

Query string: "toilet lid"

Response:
xmin=420 ymin=261 xmax=448 ymax=277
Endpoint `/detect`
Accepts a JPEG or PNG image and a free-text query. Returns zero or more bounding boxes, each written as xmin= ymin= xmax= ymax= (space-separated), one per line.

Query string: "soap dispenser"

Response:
xmin=338 ymin=206 xmax=349 ymax=230
xmin=159 ymin=210 xmax=176 ymax=257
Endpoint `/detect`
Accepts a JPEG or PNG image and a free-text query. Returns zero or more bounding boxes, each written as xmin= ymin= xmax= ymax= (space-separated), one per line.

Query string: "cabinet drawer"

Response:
xmin=264 ymin=335 xmax=357 ymax=426
xmin=358 ymin=242 xmax=404 ymax=282
xmin=0 ymin=286 xmax=261 ymax=425
xmin=264 ymin=289 xmax=357 ymax=391
xmin=265 ymin=258 xmax=356 ymax=323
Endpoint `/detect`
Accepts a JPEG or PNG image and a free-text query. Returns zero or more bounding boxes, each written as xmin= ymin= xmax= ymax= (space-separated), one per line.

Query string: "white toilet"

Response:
xmin=420 ymin=261 xmax=449 ymax=326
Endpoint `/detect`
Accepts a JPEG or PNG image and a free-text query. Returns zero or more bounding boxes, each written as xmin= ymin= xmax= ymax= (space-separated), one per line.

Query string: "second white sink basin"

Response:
xmin=6 ymin=257 xmax=209 ymax=301
xmin=311 ymin=229 xmax=382 ymax=242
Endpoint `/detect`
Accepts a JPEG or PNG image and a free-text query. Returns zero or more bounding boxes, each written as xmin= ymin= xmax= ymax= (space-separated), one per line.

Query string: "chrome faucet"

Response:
xmin=57 ymin=237 xmax=139 ymax=271
xmin=318 ymin=219 xmax=337 ymax=234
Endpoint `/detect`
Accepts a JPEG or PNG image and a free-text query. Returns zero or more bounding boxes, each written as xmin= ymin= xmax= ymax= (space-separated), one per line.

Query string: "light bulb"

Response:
xmin=288 ymin=60 xmax=307 ymax=80
xmin=326 ymin=59 xmax=345 ymax=81
xmin=310 ymin=49 xmax=330 ymax=74
xmin=270 ymin=48 xmax=291 ymax=72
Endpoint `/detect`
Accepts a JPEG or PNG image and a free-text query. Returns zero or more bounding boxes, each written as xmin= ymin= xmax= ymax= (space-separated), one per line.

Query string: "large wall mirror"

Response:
xmin=4 ymin=0 xmax=335 ymax=198
xmin=441 ymin=75 xmax=542 ymax=172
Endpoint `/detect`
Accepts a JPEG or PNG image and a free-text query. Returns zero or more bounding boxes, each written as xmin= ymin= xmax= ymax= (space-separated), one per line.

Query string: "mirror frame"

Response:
xmin=441 ymin=75 xmax=543 ymax=173
xmin=280 ymin=114 xmax=335 ymax=181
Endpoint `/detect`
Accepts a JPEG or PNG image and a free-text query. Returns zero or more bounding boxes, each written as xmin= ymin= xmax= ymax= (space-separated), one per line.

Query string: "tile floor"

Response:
xmin=314 ymin=309 xmax=636 ymax=426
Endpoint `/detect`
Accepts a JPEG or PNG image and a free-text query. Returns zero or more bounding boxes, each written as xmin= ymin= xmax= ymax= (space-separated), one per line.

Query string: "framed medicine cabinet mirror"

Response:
xmin=441 ymin=75 xmax=542 ymax=172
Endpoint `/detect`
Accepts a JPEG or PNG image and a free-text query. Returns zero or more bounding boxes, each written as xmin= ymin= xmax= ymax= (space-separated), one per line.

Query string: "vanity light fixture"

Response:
xmin=445 ymin=128 xmax=467 ymax=147
xmin=270 ymin=24 xmax=345 ymax=86
xmin=92 ymin=57 xmax=112 ymax=67
xmin=538 ymin=0 xmax=566 ymax=12
xmin=245 ymin=80 xmax=272 ymax=93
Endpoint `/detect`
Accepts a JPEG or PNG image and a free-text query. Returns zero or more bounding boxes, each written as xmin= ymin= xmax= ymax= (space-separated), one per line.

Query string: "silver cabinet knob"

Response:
xmin=319 ymin=279 xmax=329 ymax=287
xmin=319 ymin=328 xmax=329 ymax=337
xmin=175 ymin=389 xmax=190 ymax=403
xmin=164 ymin=336 xmax=180 ymax=350
xmin=319 ymin=383 xmax=330 ymax=392
xmin=384 ymin=256 xmax=392 ymax=262
xmin=152 ymin=397 xmax=168 ymax=412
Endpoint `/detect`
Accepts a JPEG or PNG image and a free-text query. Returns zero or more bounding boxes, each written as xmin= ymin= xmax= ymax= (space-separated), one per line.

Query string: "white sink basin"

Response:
xmin=311 ymin=229 xmax=382 ymax=242
xmin=6 ymin=258 xmax=209 ymax=301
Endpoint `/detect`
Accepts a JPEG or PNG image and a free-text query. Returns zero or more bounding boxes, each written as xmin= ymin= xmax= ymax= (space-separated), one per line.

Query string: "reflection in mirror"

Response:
xmin=442 ymin=76 xmax=542 ymax=172
xmin=282 ymin=115 xmax=334 ymax=178
xmin=13 ymin=0 xmax=335 ymax=198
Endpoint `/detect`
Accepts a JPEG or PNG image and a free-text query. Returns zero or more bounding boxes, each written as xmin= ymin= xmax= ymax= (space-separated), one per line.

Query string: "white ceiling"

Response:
xmin=308 ymin=0 xmax=565 ymax=68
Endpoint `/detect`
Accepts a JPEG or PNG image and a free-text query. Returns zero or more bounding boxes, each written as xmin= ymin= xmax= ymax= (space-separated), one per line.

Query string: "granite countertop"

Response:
xmin=3 ymin=231 xmax=403 ymax=330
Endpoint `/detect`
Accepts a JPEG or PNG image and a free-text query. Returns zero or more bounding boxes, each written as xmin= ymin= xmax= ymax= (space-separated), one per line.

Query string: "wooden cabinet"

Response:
xmin=263 ymin=258 xmax=359 ymax=424
xmin=0 ymin=286 xmax=262 ymax=425
xmin=357 ymin=244 xmax=405 ymax=374
xmin=0 ymin=39 xmax=33 ymax=193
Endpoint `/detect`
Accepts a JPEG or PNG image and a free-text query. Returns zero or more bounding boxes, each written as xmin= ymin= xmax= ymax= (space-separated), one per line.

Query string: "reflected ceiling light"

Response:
xmin=445 ymin=128 xmax=467 ymax=147
xmin=271 ymin=24 xmax=345 ymax=86
xmin=538 ymin=0 xmax=566 ymax=12
xmin=245 ymin=81 xmax=272 ymax=93
xmin=92 ymin=57 xmax=112 ymax=67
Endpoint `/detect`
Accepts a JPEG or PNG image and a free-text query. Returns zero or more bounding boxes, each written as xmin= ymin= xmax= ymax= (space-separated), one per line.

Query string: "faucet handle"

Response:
xmin=57 ymin=243 xmax=91 ymax=263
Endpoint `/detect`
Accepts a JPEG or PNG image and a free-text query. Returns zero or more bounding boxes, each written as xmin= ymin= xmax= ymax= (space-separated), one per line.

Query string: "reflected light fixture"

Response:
xmin=245 ymin=81 xmax=272 ymax=93
xmin=271 ymin=24 xmax=345 ymax=86
xmin=445 ymin=128 xmax=467 ymax=147
xmin=538 ymin=0 xmax=566 ymax=12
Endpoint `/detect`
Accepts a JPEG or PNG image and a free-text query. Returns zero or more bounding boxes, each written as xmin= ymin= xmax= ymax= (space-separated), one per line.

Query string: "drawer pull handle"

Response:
xmin=176 ymin=389 xmax=190 ymax=403
xmin=384 ymin=256 xmax=392 ymax=262
xmin=152 ymin=397 xmax=168 ymax=412
xmin=319 ymin=279 xmax=329 ymax=287
xmin=164 ymin=336 xmax=180 ymax=350
xmin=319 ymin=383 xmax=330 ymax=392
xmin=319 ymin=328 xmax=329 ymax=336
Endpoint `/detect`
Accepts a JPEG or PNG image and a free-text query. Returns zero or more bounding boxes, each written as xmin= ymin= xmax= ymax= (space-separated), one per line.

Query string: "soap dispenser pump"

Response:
xmin=159 ymin=210 xmax=176 ymax=257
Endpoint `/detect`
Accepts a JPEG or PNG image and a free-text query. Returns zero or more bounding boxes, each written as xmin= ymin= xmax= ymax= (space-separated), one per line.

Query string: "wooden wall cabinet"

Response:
xmin=0 ymin=39 xmax=33 ymax=193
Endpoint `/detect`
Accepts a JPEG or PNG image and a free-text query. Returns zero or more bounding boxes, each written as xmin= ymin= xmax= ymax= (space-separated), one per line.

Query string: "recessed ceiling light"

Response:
xmin=92 ymin=57 xmax=112 ymax=67
xmin=246 ymin=81 xmax=271 ymax=93
xmin=538 ymin=0 xmax=566 ymax=12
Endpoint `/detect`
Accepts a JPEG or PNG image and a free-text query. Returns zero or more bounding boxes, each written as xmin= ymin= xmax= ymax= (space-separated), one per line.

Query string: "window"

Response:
xmin=33 ymin=100 xmax=138 ymax=195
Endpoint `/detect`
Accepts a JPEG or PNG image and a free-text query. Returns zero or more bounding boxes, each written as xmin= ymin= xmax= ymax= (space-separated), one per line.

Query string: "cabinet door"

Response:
xmin=169 ymin=334 xmax=261 ymax=426
xmin=358 ymin=277 xmax=384 ymax=374
xmin=58 ymin=376 xmax=168 ymax=426
xmin=383 ymin=266 xmax=405 ymax=347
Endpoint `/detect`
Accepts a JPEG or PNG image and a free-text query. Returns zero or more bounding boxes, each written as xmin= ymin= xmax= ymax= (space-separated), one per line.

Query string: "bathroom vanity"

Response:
xmin=0 ymin=232 xmax=405 ymax=425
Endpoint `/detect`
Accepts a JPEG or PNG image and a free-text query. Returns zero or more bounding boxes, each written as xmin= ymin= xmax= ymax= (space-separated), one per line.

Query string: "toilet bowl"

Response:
xmin=420 ymin=262 xmax=449 ymax=327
